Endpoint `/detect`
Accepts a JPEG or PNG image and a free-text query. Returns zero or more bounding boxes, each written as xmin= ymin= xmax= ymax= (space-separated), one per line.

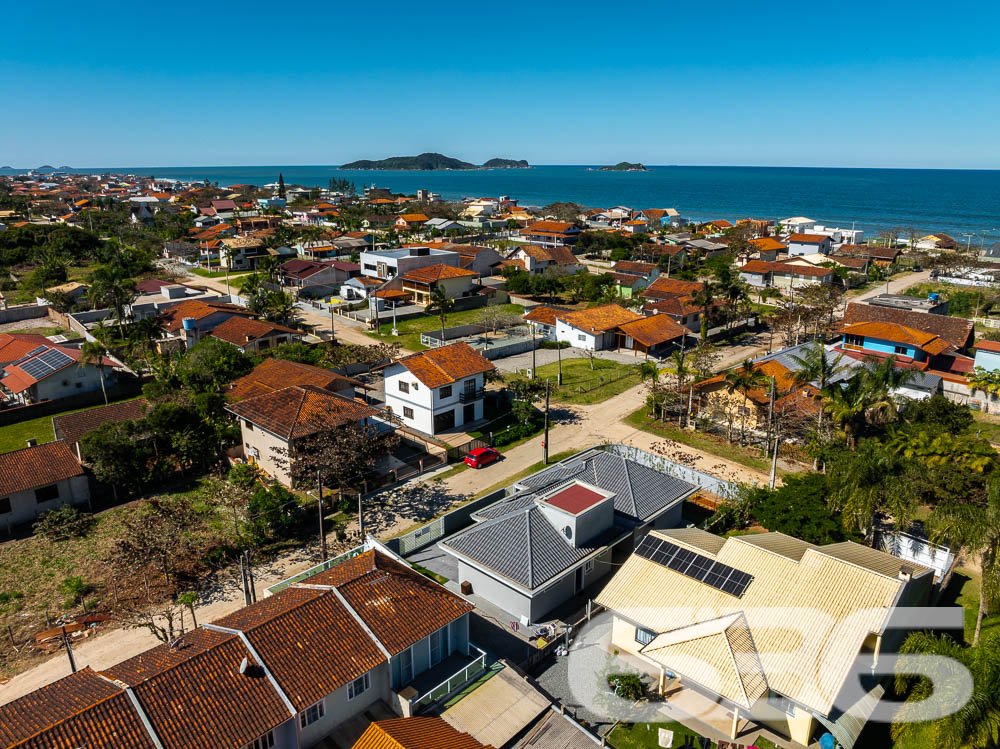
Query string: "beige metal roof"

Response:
xmin=596 ymin=530 xmax=914 ymax=716
xmin=819 ymin=541 xmax=933 ymax=579
xmin=733 ymin=532 xmax=817 ymax=562
xmin=641 ymin=613 xmax=768 ymax=708
xmin=662 ymin=527 xmax=727 ymax=555
xmin=442 ymin=667 xmax=550 ymax=748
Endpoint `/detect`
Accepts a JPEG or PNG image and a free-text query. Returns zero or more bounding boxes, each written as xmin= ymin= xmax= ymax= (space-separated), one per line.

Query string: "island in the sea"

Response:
xmin=339 ymin=152 xmax=528 ymax=170
xmin=598 ymin=162 xmax=648 ymax=172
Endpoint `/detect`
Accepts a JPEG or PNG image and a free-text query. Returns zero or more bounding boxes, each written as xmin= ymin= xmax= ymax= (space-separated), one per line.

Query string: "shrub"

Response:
xmin=34 ymin=505 xmax=93 ymax=541
xmin=607 ymin=672 xmax=645 ymax=701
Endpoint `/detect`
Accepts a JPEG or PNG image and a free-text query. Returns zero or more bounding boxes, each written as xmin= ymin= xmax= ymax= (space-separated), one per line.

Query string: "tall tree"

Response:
xmin=827 ymin=439 xmax=915 ymax=541
xmin=79 ymin=337 xmax=111 ymax=405
xmin=427 ymin=285 xmax=455 ymax=340
xmin=277 ymin=173 xmax=286 ymax=199
xmin=724 ymin=359 xmax=768 ymax=444
xmin=791 ymin=341 xmax=847 ymax=467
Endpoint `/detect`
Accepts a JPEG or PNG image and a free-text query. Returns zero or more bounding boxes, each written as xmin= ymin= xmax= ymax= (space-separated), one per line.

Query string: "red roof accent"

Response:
xmin=544 ymin=484 xmax=607 ymax=514
xmin=974 ymin=340 xmax=1000 ymax=353
xmin=0 ymin=440 xmax=83 ymax=495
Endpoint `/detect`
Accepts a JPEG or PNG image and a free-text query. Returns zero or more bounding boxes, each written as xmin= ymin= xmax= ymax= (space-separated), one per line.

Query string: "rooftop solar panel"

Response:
xmin=634 ymin=536 xmax=753 ymax=598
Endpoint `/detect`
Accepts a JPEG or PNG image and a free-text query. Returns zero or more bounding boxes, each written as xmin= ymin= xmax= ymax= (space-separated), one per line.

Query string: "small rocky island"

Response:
xmin=339 ymin=152 xmax=528 ymax=170
xmin=598 ymin=161 xmax=648 ymax=171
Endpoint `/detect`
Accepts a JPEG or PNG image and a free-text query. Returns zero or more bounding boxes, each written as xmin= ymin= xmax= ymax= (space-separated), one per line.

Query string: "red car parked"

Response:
xmin=464 ymin=447 xmax=500 ymax=468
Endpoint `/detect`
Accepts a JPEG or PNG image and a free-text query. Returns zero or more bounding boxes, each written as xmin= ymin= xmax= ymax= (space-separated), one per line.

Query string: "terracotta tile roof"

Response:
xmin=748 ymin=238 xmax=786 ymax=252
xmin=644 ymin=296 xmax=703 ymax=317
xmin=281 ymin=258 xmax=329 ymax=278
xmin=209 ymin=316 xmax=300 ymax=347
xmin=611 ymin=272 xmax=645 ymax=287
xmin=397 ymin=213 xmax=430 ymax=223
xmin=837 ymin=244 xmax=901 ymax=260
xmin=396 ymin=342 xmax=495 ymax=389
xmin=558 ymin=304 xmax=642 ymax=333
xmin=353 ymin=717 xmax=493 ymax=749
xmin=523 ymin=305 xmax=568 ymax=326
xmin=226 ymin=384 xmax=378 ymax=440
xmin=640 ymin=277 xmax=704 ymax=300
xmin=830 ymin=256 xmax=869 ymax=269
xmin=0 ymin=668 xmax=153 ymax=749
xmin=787 ymin=233 xmax=829 ymax=243
xmin=212 ymin=586 xmax=385 ymax=710
xmin=229 ymin=358 xmax=363 ymax=401
xmin=614 ymin=260 xmax=657 ymax=275
xmin=115 ymin=632 xmax=292 ymax=749
xmin=52 ymin=398 xmax=149 ymax=450
xmin=974 ymin=339 xmax=1000 ymax=353
xmin=221 ymin=235 xmax=265 ymax=249
xmin=522 ymin=220 xmax=577 ymax=234
xmin=0 ymin=440 xmax=82 ymax=495
xmin=842 ymin=320 xmax=952 ymax=355
xmin=618 ymin=314 xmax=689 ymax=346
xmin=157 ymin=300 xmax=254 ymax=332
xmin=401 ymin=264 xmax=478 ymax=282
xmin=742 ymin=260 xmax=832 ymax=278
xmin=374 ymin=289 xmax=411 ymax=299
xmin=316 ymin=552 xmax=474 ymax=655
xmin=843 ymin=302 xmax=973 ymax=349
xmin=0 ymin=333 xmax=63 ymax=365
xmin=104 ymin=628 xmax=233 ymax=684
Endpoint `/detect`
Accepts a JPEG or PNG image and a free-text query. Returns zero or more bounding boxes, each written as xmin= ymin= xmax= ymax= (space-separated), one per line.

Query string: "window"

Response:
xmin=348 ymin=671 xmax=371 ymax=700
xmin=464 ymin=379 xmax=476 ymax=394
xmin=635 ymin=627 xmax=656 ymax=646
xmin=403 ymin=406 xmax=414 ymax=419
xmin=34 ymin=484 xmax=59 ymax=503
xmin=894 ymin=345 xmax=908 ymax=356
xmin=578 ymin=334 xmax=586 ymax=342
xmin=0 ymin=498 xmax=10 ymax=514
xmin=245 ymin=420 xmax=254 ymax=431
xmin=768 ymin=691 xmax=796 ymax=715
xmin=244 ymin=730 xmax=275 ymax=749
xmin=299 ymin=699 xmax=325 ymax=727
xmin=398 ymin=380 xmax=410 ymax=393
xmin=845 ymin=334 xmax=865 ymax=348
xmin=583 ymin=559 xmax=595 ymax=574
xmin=439 ymin=385 xmax=452 ymax=398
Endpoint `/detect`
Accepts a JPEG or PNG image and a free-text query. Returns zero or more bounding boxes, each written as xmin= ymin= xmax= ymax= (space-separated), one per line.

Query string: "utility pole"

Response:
xmin=317 ymin=470 xmax=327 ymax=562
xmin=764 ymin=376 xmax=775 ymax=457
xmin=543 ymin=379 xmax=550 ymax=464
xmin=60 ymin=625 xmax=77 ymax=673
xmin=769 ymin=433 xmax=779 ymax=490
xmin=531 ymin=324 xmax=536 ymax=379
xmin=556 ymin=337 xmax=563 ymax=386
xmin=329 ymin=303 xmax=336 ymax=343
xmin=358 ymin=489 xmax=365 ymax=539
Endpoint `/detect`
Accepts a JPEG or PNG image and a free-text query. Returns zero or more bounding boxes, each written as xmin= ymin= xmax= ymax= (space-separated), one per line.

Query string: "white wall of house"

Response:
xmin=298 ymin=662 xmax=391 ymax=748
xmin=1 ymin=475 xmax=89 ymax=528
xmin=17 ymin=364 xmax=115 ymax=405
xmin=383 ymin=365 xmax=485 ymax=435
xmin=240 ymin=420 xmax=293 ymax=486
xmin=555 ymin=319 xmax=606 ymax=351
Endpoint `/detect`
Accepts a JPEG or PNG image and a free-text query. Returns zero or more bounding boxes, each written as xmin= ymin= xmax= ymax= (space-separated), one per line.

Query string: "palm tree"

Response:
xmin=667 ymin=350 xmax=691 ymax=426
xmin=892 ymin=630 xmax=1000 ymax=747
xmin=827 ymin=439 xmax=915 ymax=541
xmin=933 ymin=477 xmax=1000 ymax=646
xmin=862 ymin=355 xmax=918 ymax=426
xmin=889 ymin=429 xmax=999 ymax=473
xmin=724 ymin=359 xmax=769 ymax=444
xmin=791 ymin=341 xmax=848 ymax=467
xmin=692 ymin=283 xmax=716 ymax=341
xmin=80 ymin=338 xmax=111 ymax=405
xmin=968 ymin=366 xmax=1000 ymax=408
xmin=427 ymin=285 xmax=454 ymax=340
xmin=823 ymin=376 xmax=869 ymax=449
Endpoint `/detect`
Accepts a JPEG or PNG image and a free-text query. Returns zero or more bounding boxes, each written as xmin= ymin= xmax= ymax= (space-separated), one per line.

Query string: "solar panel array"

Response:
xmin=635 ymin=534 xmax=753 ymax=598
xmin=17 ymin=348 xmax=73 ymax=380
xmin=9 ymin=345 xmax=49 ymax=368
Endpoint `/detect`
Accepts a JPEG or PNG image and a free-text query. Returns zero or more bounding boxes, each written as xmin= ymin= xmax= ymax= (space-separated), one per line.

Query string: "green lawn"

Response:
xmin=369 ymin=304 xmax=525 ymax=351
xmin=606 ymin=722 xmax=704 ymax=749
xmin=971 ymin=412 xmax=1000 ymax=445
xmin=10 ymin=326 xmax=68 ymax=337
xmin=189 ymin=267 xmax=254 ymax=280
xmin=0 ymin=395 xmax=143 ymax=454
xmin=624 ymin=407 xmax=782 ymax=475
xmin=507 ymin=357 xmax=643 ymax=405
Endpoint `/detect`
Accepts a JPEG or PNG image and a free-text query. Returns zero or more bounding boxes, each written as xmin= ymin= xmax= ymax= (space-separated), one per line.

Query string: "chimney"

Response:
xmin=898 ymin=567 xmax=912 ymax=583
xmin=25 ymin=438 xmax=37 ymax=448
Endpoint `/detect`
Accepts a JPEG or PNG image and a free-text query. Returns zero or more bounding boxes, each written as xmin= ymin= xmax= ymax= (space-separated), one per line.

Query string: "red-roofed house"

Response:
xmin=0 ymin=335 xmax=118 ymax=406
xmin=208 ymin=317 xmax=303 ymax=353
xmin=0 ymin=440 xmax=88 ymax=527
xmin=518 ymin=220 xmax=581 ymax=248
xmin=787 ymin=233 xmax=833 ymax=257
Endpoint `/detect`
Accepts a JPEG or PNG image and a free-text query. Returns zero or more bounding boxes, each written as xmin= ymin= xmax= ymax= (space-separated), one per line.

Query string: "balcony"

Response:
xmin=458 ymin=388 xmax=486 ymax=403
xmin=407 ymin=643 xmax=487 ymax=713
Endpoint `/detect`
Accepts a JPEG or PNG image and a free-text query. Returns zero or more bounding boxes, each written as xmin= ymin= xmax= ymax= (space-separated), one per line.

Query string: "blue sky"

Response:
xmin=3 ymin=1 xmax=999 ymax=169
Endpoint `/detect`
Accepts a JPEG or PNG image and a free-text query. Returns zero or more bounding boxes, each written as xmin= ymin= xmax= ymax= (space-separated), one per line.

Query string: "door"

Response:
xmin=575 ymin=566 xmax=584 ymax=593
xmin=463 ymin=403 xmax=475 ymax=424
xmin=429 ymin=626 xmax=447 ymax=666
xmin=434 ymin=409 xmax=456 ymax=433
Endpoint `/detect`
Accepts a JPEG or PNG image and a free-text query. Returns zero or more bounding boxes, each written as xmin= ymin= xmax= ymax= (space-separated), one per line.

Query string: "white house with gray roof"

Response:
xmin=439 ymin=447 xmax=697 ymax=623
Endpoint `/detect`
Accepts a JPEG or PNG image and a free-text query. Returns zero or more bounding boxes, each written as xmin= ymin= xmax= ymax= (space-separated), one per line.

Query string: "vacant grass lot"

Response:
xmin=971 ymin=411 xmax=1000 ymax=445
xmin=507 ymin=358 xmax=642 ymax=405
xmin=369 ymin=304 xmax=525 ymax=351
xmin=189 ymin=267 xmax=254 ymax=280
xmin=0 ymin=395 xmax=144 ymax=454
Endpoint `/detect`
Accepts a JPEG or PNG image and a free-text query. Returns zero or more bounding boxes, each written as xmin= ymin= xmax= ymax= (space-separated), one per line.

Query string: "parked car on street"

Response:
xmin=464 ymin=446 xmax=500 ymax=468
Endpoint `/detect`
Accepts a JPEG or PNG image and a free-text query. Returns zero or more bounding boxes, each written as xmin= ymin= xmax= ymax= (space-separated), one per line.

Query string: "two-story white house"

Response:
xmin=359 ymin=247 xmax=461 ymax=281
xmin=382 ymin=342 xmax=495 ymax=435
xmin=786 ymin=233 xmax=833 ymax=257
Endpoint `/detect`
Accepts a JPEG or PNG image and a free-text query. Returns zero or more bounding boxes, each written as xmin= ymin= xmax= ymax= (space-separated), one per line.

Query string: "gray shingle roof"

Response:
xmin=510 ymin=450 xmax=695 ymax=522
xmin=443 ymin=505 xmax=626 ymax=590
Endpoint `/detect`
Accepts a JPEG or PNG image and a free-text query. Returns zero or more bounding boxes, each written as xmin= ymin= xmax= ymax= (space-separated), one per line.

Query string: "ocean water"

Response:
xmin=5 ymin=165 xmax=999 ymax=240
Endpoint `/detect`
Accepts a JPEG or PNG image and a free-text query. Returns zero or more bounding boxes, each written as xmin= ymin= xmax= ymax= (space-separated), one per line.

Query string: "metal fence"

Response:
xmin=265 ymin=542 xmax=371 ymax=596
xmin=602 ymin=444 xmax=740 ymax=499
xmin=389 ymin=488 xmax=508 ymax=556
xmin=411 ymin=643 xmax=488 ymax=713
xmin=445 ymin=436 xmax=492 ymax=463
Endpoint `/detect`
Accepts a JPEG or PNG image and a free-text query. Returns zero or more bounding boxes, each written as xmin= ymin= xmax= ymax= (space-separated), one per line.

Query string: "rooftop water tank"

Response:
xmin=928 ymin=292 xmax=940 ymax=302
xmin=182 ymin=317 xmax=196 ymax=331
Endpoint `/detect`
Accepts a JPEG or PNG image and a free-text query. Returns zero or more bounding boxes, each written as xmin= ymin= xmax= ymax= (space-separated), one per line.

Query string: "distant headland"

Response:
xmin=598 ymin=162 xmax=648 ymax=172
xmin=338 ymin=152 xmax=529 ymax=170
